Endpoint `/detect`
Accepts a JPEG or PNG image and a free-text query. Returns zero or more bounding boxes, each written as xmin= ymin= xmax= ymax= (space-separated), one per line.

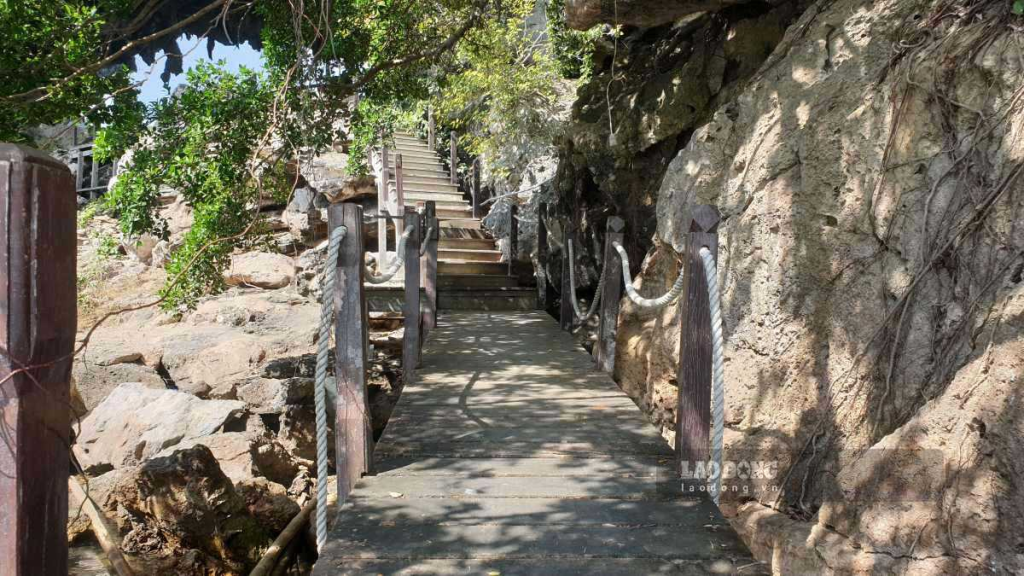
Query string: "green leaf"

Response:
xmin=1014 ymin=0 xmax=1024 ymax=15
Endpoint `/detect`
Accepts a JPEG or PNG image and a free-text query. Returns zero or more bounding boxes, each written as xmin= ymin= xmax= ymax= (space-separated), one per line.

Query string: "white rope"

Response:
xmin=567 ymin=238 xmax=604 ymax=322
xmin=419 ymin=224 xmax=435 ymax=256
xmin=365 ymin=226 xmax=414 ymax=284
xmin=699 ymin=246 xmax=725 ymax=506
xmin=611 ymin=241 xmax=686 ymax=309
xmin=314 ymin=224 xmax=346 ymax=550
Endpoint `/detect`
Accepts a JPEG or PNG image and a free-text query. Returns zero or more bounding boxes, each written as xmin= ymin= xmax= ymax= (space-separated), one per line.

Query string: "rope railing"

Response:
xmin=699 ymin=246 xmax=725 ymax=506
xmin=611 ymin=241 xmax=686 ymax=310
xmin=419 ymin=223 xmax=435 ymax=257
xmin=566 ymin=238 xmax=604 ymax=323
xmin=314 ymin=224 xmax=346 ymax=550
xmin=364 ymin=226 xmax=414 ymax=284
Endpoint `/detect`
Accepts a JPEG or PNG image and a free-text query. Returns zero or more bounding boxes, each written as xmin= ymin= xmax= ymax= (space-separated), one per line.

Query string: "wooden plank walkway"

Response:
xmin=314 ymin=312 xmax=764 ymax=575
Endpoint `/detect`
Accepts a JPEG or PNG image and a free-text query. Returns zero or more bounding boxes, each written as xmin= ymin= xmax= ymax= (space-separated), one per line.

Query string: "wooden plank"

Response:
xmin=403 ymin=209 xmax=421 ymax=383
xmin=595 ymin=217 xmax=625 ymax=373
xmin=675 ymin=205 xmax=720 ymax=475
xmin=535 ymin=202 xmax=549 ymax=311
xmin=329 ymin=203 xmax=373 ymax=501
xmin=420 ymin=201 xmax=438 ymax=337
xmin=0 ymin=144 xmax=77 ymax=576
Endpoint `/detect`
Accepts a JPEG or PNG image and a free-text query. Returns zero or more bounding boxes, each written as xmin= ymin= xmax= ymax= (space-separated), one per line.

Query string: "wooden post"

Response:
xmin=403 ymin=209 xmax=421 ymax=384
xmin=535 ymin=202 xmax=548 ymax=311
xmin=377 ymin=147 xmax=391 ymax=270
xmin=675 ymin=205 xmax=721 ymax=477
xmin=394 ymin=153 xmax=405 ymax=246
xmin=0 ymin=145 xmax=77 ymax=576
xmin=594 ymin=217 xmax=625 ymax=373
xmin=420 ymin=201 xmax=438 ymax=337
xmin=449 ymin=131 xmax=457 ymax=186
xmin=507 ymin=204 xmax=518 ymax=277
xmin=329 ymin=203 xmax=373 ymax=501
xmin=427 ymin=108 xmax=436 ymax=150
xmin=560 ymin=223 xmax=574 ymax=331
xmin=471 ymin=161 xmax=481 ymax=219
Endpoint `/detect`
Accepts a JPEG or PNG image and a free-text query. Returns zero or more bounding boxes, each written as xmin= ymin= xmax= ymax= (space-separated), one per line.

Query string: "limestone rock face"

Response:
xmin=609 ymin=0 xmax=1024 ymax=571
xmin=155 ymin=432 xmax=299 ymax=486
xmin=223 ymin=251 xmax=295 ymax=289
xmin=565 ymin=0 xmax=751 ymax=30
xmin=74 ymin=383 xmax=246 ymax=472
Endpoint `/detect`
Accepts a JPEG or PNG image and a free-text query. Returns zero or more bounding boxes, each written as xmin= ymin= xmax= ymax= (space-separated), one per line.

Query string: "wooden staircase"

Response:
xmin=367 ymin=132 xmax=535 ymax=312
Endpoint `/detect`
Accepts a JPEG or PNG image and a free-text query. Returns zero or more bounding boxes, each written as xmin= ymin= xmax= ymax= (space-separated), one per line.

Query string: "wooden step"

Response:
xmin=437 ymin=274 xmax=516 ymax=288
xmin=438 ymin=249 xmax=502 ymax=263
xmin=389 ymin=168 xmax=447 ymax=179
xmin=391 ymin=179 xmax=458 ymax=193
xmin=436 ymin=207 xmax=473 ymax=219
xmin=438 ymin=260 xmax=506 ymax=275
xmin=393 ymin=149 xmax=438 ymax=161
xmin=437 ymin=288 xmax=537 ymax=312
xmin=439 ymin=219 xmax=482 ymax=230
xmin=405 ymin=191 xmax=465 ymax=203
xmin=439 ymin=237 xmax=495 ymax=251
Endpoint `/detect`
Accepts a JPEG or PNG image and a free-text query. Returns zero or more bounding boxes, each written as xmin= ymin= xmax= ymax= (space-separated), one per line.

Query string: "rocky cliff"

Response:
xmin=551 ymin=0 xmax=1024 ymax=572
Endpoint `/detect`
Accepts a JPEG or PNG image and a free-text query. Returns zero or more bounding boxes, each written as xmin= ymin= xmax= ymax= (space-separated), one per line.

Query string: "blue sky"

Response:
xmin=132 ymin=34 xmax=263 ymax=102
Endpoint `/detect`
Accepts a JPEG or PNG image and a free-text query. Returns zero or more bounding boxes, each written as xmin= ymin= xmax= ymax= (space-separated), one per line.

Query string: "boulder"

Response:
xmin=236 ymin=478 xmax=301 ymax=534
xmin=71 ymin=360 xmax=165 ymax=415
xmin=236 ymin=377 xmax=314 ymax=414
xmin=155 ymin=432 xmax=299 ymax=487
xmin=74 ymin=383 xmax=246 ymax=473
xmin=223 ymin=252 xmax=295 ymax=289
xmin=105 ymin=445 xmax=270 ymax=574
xmin=564 ymin=0 xmax=733 ymax=30
xmin=158 ymin=327 xmax=268 ymax=397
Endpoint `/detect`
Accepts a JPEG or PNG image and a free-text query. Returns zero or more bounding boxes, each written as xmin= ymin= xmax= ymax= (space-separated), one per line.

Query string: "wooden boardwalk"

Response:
xmin=314 ymin=312 xmax=763 ymax=575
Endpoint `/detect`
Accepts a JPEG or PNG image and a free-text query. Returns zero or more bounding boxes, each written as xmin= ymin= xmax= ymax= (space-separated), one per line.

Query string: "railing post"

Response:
xmin=449 ymin=131 xmax=457 ymax=186
xmin=0 ymin=145 xmax=77 ymax=576
xmin=403 ymin=209 xmax=422 ymax=384
xmin=427 ymin=108 xmax=436 ymax=150
xmin=378 ymin=147 xmax=390 ymax=270
xmin=676 ymin=205 xmax=721 ymax=479
xmin=394 ymin=153 xmax=405 ymax=246
xmin=595 ymin=216 xmax=625 ymax=373
xmin=535 ymin=202 xmax=548 ymax=311
xmin=471 ymin=160 xmax=481 ymax=219
xmin=560 ymin=223 xmax=574 ymax=331
xmin=329 ymin=203 xmax=373 ymax=501
xmin=420 ymin=201 xmax=438 ymax=336
xmin=507 ymin=204 xmax=518 ymax=277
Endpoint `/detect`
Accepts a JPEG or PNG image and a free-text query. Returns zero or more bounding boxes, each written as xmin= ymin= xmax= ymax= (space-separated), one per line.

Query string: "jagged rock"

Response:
xmin=236 ymin=478 xmax=301 ymax=534
xmin=287 ymin=186 xmax=318 ymax=213
xmin=236 ymin=377 xmax=314 ymax=414
xmin=156 ymin=432 xmax=300 ymax=486
xmin=72 ymin=360 xmax=166 ymax=414
xmin=282 ymin=207 xmax=327 ymax=245
xmin=565 ymin=0 xmax=735 ymax=30
xmin=277 ymin=405 xmax=333 ymax=466
xmin=74 ymin=383 xmax=246 ymax=473
xmin=105 ymin=445 xmax=270 ymax=574
xmin=159 ymin=327 xmax=269 ymax=397
xmin=223 ymin=252 xmax=295 ymax=289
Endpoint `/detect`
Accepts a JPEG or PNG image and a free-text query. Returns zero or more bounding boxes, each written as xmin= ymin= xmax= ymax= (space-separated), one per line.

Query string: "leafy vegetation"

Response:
xmin=545 ymin=0 xmax=598 ymax=79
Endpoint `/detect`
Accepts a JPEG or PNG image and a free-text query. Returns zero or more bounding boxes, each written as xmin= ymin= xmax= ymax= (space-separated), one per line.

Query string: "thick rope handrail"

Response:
xmin=365 ymin=226 xmax=414 ymax=284
xmin=698 ymin=246 xmax=725 ymax=506
xmin=567 ymin=238 xmax=604 ymax=322
xmin=314 ymin=224 xmax=346 ymax=550
xmin=419 ymin=223 xmax=435 ymax=256
xmin=611 ymin=241 xmax=686 ymax=309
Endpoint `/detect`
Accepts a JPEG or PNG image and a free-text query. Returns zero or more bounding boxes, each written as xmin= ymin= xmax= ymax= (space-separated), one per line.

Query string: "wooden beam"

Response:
xmin=675 ymin=205 xmax=720 ymax=478
xmin=377 ymin=147 xmax=390 ymax=270
xmin=394 ymin=153 xmax=405 ymax=248
xmin=420 ymin=202 xmax=438 ymax=337
xmin=329 ymin=203 xmax=373 ymax=501
xmin=535 ymin=202 xmax=548 ymax=311
xmin=560 ymin=223 xmax=574 ymax=331
xmin=471 ymin=161 xmax=481 ymax=220
xmin=0 ymin=144 xmax=77 ymax=576
xmin=403 ymin=209 xmax=422 ymax=384
xmin=594 ymin=216 xmax=625 ymax=373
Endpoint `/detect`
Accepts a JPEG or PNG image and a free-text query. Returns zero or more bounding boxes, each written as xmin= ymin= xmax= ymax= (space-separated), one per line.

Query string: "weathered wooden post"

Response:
xmin=471 ymin=160 xmax=481 ymax=219
xmin=449 ymin=131 xmax=457 ymax=186
xmin=560 ymin=223 xmax=574 ymax=331
xmin=329 ymin=203 xmax=373 ymax=500
xmin=403 ymin=209 xmax=422 ymax=383
xmin=507 ymin=204 xmax=518 ymax=277
xmin=420 ymin=201 xmax=439 ymax=336
xmin=676 ymin=205 xmax=720 ymax=478
xmin=594 ymin=216 xmax=625 ymax=373
xmin=427 ymin=108 xmax=436 ymax=150
xmin=0 ymin=145 xmax=77 ymax=576
xmin=394 ymin=153 xmax=405 ymax=244
xmin=377 ymin=147 xmax=391 ymax=269
xmin=535 ymin=202 xmax=548 ymax=311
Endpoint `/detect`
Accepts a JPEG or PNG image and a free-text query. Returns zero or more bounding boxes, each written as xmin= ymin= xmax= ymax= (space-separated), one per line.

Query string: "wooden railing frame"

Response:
xmin=594 ymin=216 xmax=625 ymax=373
xmin=328 ymin=203 xmax=373 ymax=501
xmin=535 ymin=202 xmax=548 ymax=311
xmin=675 ymin=205 xmax=721 ymax=477
xmin=420 ymin=201 xmax=439 ymax=337
xmin=393 ymin=153 xmax=405 ymax=248
xmin=0 ymin=145 xmax=77 ymax=576
xmin=402 ymin=208 xmax=422 ymax=384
